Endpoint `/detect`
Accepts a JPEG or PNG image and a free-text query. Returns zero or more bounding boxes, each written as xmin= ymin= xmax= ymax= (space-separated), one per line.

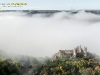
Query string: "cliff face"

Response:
xmin=51 ymin=46 xmax=87 ymax=60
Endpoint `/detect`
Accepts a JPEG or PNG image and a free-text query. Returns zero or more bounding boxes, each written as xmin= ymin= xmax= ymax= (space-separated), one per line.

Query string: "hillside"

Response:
xmin=0 ymin=50 xmax=100 ymax=75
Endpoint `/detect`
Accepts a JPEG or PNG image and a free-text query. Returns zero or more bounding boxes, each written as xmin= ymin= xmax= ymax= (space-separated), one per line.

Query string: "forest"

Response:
xmin=0 ymin=50 xmax=100 ymax=75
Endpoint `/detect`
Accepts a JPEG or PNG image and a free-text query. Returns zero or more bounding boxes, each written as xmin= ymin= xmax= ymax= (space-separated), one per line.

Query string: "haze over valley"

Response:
xmin=0 ymin=10 xmax=100 ymax=57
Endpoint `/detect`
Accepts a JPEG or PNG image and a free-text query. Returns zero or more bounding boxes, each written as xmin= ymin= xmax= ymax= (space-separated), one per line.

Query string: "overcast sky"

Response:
xmin=0 ymin=0 xmax=100 ymax=10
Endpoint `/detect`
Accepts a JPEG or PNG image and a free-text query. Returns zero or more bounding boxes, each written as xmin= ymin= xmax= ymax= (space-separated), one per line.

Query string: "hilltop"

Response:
xmin=0 ymin=47 xmax=100 ymax=75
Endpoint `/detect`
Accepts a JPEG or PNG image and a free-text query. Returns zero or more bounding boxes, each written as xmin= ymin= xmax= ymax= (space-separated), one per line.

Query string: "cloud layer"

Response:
xmin=0 ymin=11 xmax=100 ymax=57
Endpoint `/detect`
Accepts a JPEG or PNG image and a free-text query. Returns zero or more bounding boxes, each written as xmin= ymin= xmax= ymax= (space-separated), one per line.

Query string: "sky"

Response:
xmin=0 ymin=0 xmax=100 ymax=10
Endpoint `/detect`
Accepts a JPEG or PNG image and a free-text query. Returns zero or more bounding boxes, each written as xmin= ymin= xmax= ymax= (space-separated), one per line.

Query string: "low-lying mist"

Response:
xmin=0 ymin=11 xmax=100 ymax=57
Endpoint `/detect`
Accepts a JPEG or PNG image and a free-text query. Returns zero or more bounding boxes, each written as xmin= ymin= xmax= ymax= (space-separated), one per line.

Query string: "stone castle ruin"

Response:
xmin=52 ymin=46 xmax=87 ymax=60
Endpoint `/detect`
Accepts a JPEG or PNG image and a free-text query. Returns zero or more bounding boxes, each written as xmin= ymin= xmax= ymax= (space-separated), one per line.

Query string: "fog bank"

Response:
xmin=0 ymin=11 xmax=100 ymax=57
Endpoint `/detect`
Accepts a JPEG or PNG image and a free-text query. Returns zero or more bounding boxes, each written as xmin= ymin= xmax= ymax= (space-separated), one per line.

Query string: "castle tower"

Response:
xmin=59 ymin=50 xmax=61 ymax=57
xmin=73 ymin=48 xmax=76 ymax=57
xmin=83 ymin=46 xmax=87 ymax=57
xmin=79 ymin=45 xmax=82 ymax=53
xmin=59 ymin=50 xmax=63 ymax=58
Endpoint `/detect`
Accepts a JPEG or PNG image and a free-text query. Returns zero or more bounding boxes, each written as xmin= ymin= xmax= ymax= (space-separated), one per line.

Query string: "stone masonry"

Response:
xmin=52 ymin=45 xmax=87 ymax=60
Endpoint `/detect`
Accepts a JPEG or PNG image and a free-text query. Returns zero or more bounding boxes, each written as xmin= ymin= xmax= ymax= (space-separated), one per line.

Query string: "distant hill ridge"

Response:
xmin=0 ymin=10 xmax=100 ymax=15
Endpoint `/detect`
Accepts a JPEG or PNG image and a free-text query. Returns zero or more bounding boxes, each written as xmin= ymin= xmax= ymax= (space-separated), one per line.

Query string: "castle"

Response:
xmin=52 ymin=46 xmax=87 ymax=60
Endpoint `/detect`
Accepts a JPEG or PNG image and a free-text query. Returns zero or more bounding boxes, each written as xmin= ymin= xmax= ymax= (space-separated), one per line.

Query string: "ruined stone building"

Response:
xmin=52 ymin=46 xmax=87 ymax=60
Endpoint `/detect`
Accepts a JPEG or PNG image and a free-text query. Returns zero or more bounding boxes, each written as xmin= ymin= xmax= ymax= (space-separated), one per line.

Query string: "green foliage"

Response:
xmin=39 ymin=57 xmax=100 ymax=75
xmin=0 ymin=51 xmax=100 ymax=75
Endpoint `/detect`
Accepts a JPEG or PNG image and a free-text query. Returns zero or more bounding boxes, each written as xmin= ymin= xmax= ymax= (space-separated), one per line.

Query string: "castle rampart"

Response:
xmin=52 ymin=45 xmax=87 ymax=60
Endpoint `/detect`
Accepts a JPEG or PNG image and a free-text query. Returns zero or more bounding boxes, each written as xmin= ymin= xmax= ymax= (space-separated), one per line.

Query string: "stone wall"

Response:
xmin=51 ymin=45 xmax=87 ymax=60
